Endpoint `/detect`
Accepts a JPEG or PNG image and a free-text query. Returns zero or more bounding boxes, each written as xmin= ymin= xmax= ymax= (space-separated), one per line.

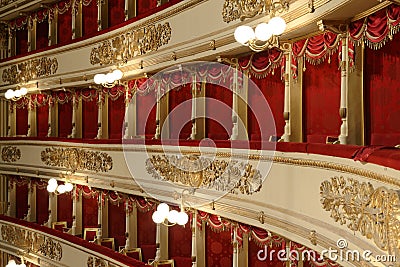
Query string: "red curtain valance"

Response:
xmin=10 ymin=97 xmax=30 ymax=110
xmin=54 ymin=0 xmax=73 ymax=15
xmin=52 ymin=91 xmax=73 ymax=104
xmin=349 ymin=4 xmax=400 ymax=49
xmin=290 ymin=242 xmax=340 ymax=267
xmin=104 ymin=85 xmax=126 ymax=101
xmin=80 ymin=88 xmax=99 ymax=102
xmin=239 ymin=48 xmax=284 ymax=79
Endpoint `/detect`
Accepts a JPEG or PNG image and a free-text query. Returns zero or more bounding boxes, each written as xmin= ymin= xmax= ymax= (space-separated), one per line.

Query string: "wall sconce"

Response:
xmin=152 ymin=202 xmax=189 ymax=226
xmin=94 ymin=69 xmax=123 ymax=88
xmin=47 ymin=178 xmax=73 ymax=195
xmin=5 ymin=87 xmax=28 ymax=100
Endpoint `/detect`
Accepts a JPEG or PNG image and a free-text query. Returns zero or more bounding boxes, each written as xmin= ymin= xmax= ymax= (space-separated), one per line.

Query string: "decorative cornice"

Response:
xmin=40 ymin=147 xmax=113 ymax=173
xmin=2 ymin=57 xmax=58 ymax=84
xmin=320 ymin=176 xmax=400 ymax=257
xmin=1 ymin=146 xmax=21 ymax=163
xmin=146 ymin=154 xmax=262 ymax=195
xmin=89 ymin=22 xmax=172 ymax=66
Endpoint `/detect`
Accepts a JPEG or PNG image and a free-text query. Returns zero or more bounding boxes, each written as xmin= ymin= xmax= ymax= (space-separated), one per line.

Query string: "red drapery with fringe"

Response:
xmin=82 ymin=0 xmax=98 ymax=36
xmin=36 ymin=19 xmax=49 ymax=50
xmin=57 ymin=192 xmax=73 ymax=227
xmin=56 ymin=1 xmax=72 ymax=44
xmin=82 ymin=195 xmax=98 ymax=228
xmin=136 ymin=92 xmax=157 ymax=138
xmin=108 ymin=202 xmax=126 ymax=249
xmin=168 ymin=84 xmax=192 ymax=139
xmin=33 ymin=94 xmax=50 ymax=137
xmin=35 ymin=183 xmax=49 ymax=225
xmin=108 ymin=86 xmax=125 ymax=139
xmin=58 ymin=101 xmax=73 ymax=138
xmin=16 ymin=28 xmax=28 ymax=55
xmin=15 ymin=180 xmax=29 ymax=219
xmin=82 ymin=89 xmax=98 ymax=139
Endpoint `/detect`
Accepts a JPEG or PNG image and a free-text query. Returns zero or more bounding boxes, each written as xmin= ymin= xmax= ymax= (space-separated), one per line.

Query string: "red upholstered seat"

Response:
xmin=83 ymin=228 xmax=100 ymax=242
xmin=155 ymin=259 xmax=174 ymax=267
xmin=52 ymin=221 xmax=67 ymax=232
xmin=101 ymin=238 xmax=115 ymax=250
xmin=124 ymin=248 xmax=143 ymax=261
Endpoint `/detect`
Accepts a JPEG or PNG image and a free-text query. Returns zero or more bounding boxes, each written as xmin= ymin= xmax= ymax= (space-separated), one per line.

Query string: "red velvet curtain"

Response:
xmin=108 ymin=0 xmax=125 ymax=27
xmin=108 ymin=96 xmax=125 ymax=139
xmin=57 ymin=192 xmax=73 ymax=227
xmin=16 ymin=107 xmax=28 ymax=136
xmin=206 ymin=84 xmax=232 ymax=140
xmin=36 ymin=20 xmax=48 ymax=50
xmin=168 ymin=84 xmax=192 ymax=139
xmin=82 ymin=98 xmax=98 ymax=139
xmin=16 ymin=28 xmax=28 ymax=55
xmin=108 ymin=203 xmax=126 ymax=249
xmin=137 ymin=0 xmax=158 ymax=16
xmin=249 ymin=71 xmax=284 ymax=140
xmin=82 ymin=0 xmax=98 ymax=36
xmin=136 ymin=93 xmax=156 ymax=137
xmin=37 ymin=105 xmax=49 ymax=137
xmin=248 ymin=241 xmax=284 ymax=267
xmin=57 ymin=8 xmax=72 ymax=44
xmin=82 ymin=196 xmax=98 ymax=228
xmin=303 ymin=52 xmax=341 ymax=143
xmin=137 ymin=210 xmax=156 ymax=246
xmin=16 ymin=183 xmax=28 ymax=219
xmin=58 ymin=102 xmax=73 ymax=137
xmin=365 ymin=33 xmax=400 ymax=145
xmin=36 ymin=186 xmax=49 ymax=225
xmin=205 ymin=228 xmax=233 ymax=267
xmin=168 ymin=224 xmax=192 ymax=258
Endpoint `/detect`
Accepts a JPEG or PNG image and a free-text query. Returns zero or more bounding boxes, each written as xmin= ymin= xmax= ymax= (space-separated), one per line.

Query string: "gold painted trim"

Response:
xmin=351 ymin=1 xmax=391 ymax=22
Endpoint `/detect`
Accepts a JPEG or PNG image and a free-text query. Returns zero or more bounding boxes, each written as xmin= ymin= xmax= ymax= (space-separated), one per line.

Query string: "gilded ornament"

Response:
xmin=320 ymin=176 xmax=400 ymax=258
xmin=90 ymin=22 xmax=171 ymax=66
xmin=146 ymin=154 xmax=262 ymax=194
xmin=1 ymin=146 xmax=21 ymax=162
xmin=41 ymin=147 xmax=113 ymax=173
xmin=87 ymin=256 xmax=107 ymax=267
xmin=2 ymin=57 xmax=58 ymax=84
xmin=38 ymin=237 xmax=63 ymax=261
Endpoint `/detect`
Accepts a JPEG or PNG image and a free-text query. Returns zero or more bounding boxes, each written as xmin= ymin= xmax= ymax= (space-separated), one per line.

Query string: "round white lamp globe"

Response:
xmin=177 ymin=211 xmax=189 ymax=225
xmin=157 ymin=203 xmax=170 ymax=218
xmin=113 ymin=69 xmax=123 ymax=80
xmin=64 ymin=182 xmax=73 ymax=192
xmin=269 ymin=16 xmax=286 ymax=35
xmin=47 ymin=183 xmax=57 ymax=193
xmin=20 ymin=87 xmax=28 ymax=96
xmin=234 ymin=25 xmax=255 ymax=45
xmin=94 ymin=74 xmax=106 ymax=84
xmin=152 ymin=210 xmax=165 ymax=224
xmin=255 ymin=23 xmax=273 ymax=41
xmin=49 ymin=178 xmax=57 ymax=185
xmin=57 ymin=184 xmax=66 ymax=194
xmin=5 ymin=89 xmax=14 ymax=100
xmin=167 ymin=210 xmax=179 ymax=224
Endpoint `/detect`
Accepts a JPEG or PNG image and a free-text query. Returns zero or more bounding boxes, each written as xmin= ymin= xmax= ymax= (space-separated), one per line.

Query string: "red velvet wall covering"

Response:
xmin=168 ymin=224 xmax=192 ymax=258
xmin=365 ymin=33 xmax=400 ymax=145
xmin=37 ymin=105 xmax=49 ymax=137
xmin=248 ymin=241 xmax=284 ymax=267
xmin=108 ymin=0 xmax=125 ymax=27
xmin=205 ymin=228 xmax=233 ymax=267
xmin=303 ymin=53 xmax=341 ymax=143
xmin=36 ymin=186 xmax=49 ymax=225
xmin=82 ymin=99 xmax=98 ymax=139
xmin=16 ymin=28 xmax=28 ymax=55
xmin=16 ymin=107 xmax=28 ymax=136
xmin=108 ymin=96 xmax=125 ymax=139
xmin=108 ymin=203 xmax=126 ymax=249
xmin=136 ymin=93 xmax=156 ymax=137
xmin=137 ymin=210 xmax=156 ymax=246
xmin=58 ymin=102 xmax=73 ymax=137
xmin=249 ymin=71 xmax=284 ymax=140
xmin=137 ymin=0 xmax=158 ymax=16
xmin=82 ymin=196 xmax=98 ymax=228
xmin=57 ymin=9 xmax=72 ymax=44
xmin=168 ymin=84 xmax=192 ymax=139
xmin=206 ymin=84 xmax=232 ymax=140
xmin=16 ymin=183 xmax=28 ymax=219
xmin=36 ymin=20 xmax=49 ymax=50
xmin=57 ymin=192 xmax=73 ymax=227
xmin=82 ymin=0 xmax=98 ymax=36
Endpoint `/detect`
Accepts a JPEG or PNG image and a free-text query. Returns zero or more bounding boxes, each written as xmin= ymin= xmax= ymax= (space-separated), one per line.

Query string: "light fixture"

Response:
xmin=4 ymin=87 xmax=28 ymax=101
xmin=94 ymin=69 xmax=123 ymax=88
xmin=234 ymin=0 xmax=289 ymax=52
xmin=6 ymin=260 xmax=26 ymax=267
xmin=47 ymin=178 xmax=73 ymax=195
xmin=152 ymin=202 xmax=189 ymax=226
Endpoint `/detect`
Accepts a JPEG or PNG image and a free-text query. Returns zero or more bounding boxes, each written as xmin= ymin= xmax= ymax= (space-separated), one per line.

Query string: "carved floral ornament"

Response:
xmin=146 ymin=154 xmax=263 ymax=194
xmin=1 ymin=146 xmax=21 ymax=163
xmin=87 ymin=256 xmax=107 ymax=267
xmin=90 ymin=22 xmax=172 ymax=66
xmin=41 ymin=147 xmax=113 ymax=173
xmin=2 ymin=57 xmax=58 ymax=84
xmin=320 ymin=176 xmax=400 ymax=258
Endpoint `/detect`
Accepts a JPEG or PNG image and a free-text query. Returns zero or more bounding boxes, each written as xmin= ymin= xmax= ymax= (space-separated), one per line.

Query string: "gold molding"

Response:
xmin=1 ymin=146 xmax=21 ymax=163
xmin=2 ymin=57 xmax=58 ymax=84
xmin=89 ymin=22 xmax=172 ymax=66
xmin=321 ymin=176 xmax=400 ymax=257
xmin=87 ymin=255 xmax=107 ymax=267
xmin=40 ymin=147 xmax=113 ymax=173
xmin=38 ymin=237 xmax=63 ymax=261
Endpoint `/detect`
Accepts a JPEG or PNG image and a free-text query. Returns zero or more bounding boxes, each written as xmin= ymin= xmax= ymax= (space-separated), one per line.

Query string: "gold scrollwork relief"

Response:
xmin=1 ymin=146 xmax=21 ymax=162
xmin=41 ymin=147 xmax=113 ymax=173
xmin=38 ymin=237 xmax=63 ymax=261
xmin=2 ymin=57 xmax=58 ymax=84
xmin=87 ymin=256 xmax=107 ymax=267
xmin=90 ymin=22 xmax=172 ymax=66
xmin=320 ymin=176 xmax=400 ymax=258
xmin=146 ymin=154 xmax=262 ymax=194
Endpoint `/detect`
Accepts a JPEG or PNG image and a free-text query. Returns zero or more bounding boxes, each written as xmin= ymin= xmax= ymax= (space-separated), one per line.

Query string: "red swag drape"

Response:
xmin=249 ymin=71 xmax=284 ymax=140
xmin=36 ymin=20 xmax=48 ymax=50
xmin=136 ymin=93 xmax=157 ymax=137
xmin=16 ymin=28 xmax=28 ymax=55
xmin=57 ymin=192 xmax=73 ymax=227
xmin=365 ymin=33 xmax=400 ymax=145
xmin=206 ymin=84 xmax=232 ymax=140
xmin=108 ymin=95 xmax=125 ymax=139
xmin=82 ymin=196 xmax=98 ymax=228
xmin=16 ymin=182 xmax=28 ymax=219
xmin=205 ymin=228 xmax=233 ymax=267
xmin=137 ymin=0 xmax=158 ymax=16
xmin=168 ymin=224 xmax=192 ymax=258
xmin=303 ymin=52 xmax=341 ymax=143
xmin=168 ymin=84 xmax=192 ymax=139
xmin=248 ymin=241 xmax=284 ymax=267
xmin=58 ymin=101 xmax=73 ymax=137
xmin=16 ymin=106 xmax=28 ymax=136
xmin=82 ymin=97 xmax=98 ymax=139
xmin=57 ymin=6 xmax=72 ymax=44
xmin=36 ymin=186 xmax=49 ymax=225
xmin=82 ymin=0 xmax=98 ymax=36
xmin=108 ymin=203 xmax=126 ymax=249
xmin=37 ymin=105 xmax=49 ymax=137
xmin=108 ymin=0 xmax=125 ymax=27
